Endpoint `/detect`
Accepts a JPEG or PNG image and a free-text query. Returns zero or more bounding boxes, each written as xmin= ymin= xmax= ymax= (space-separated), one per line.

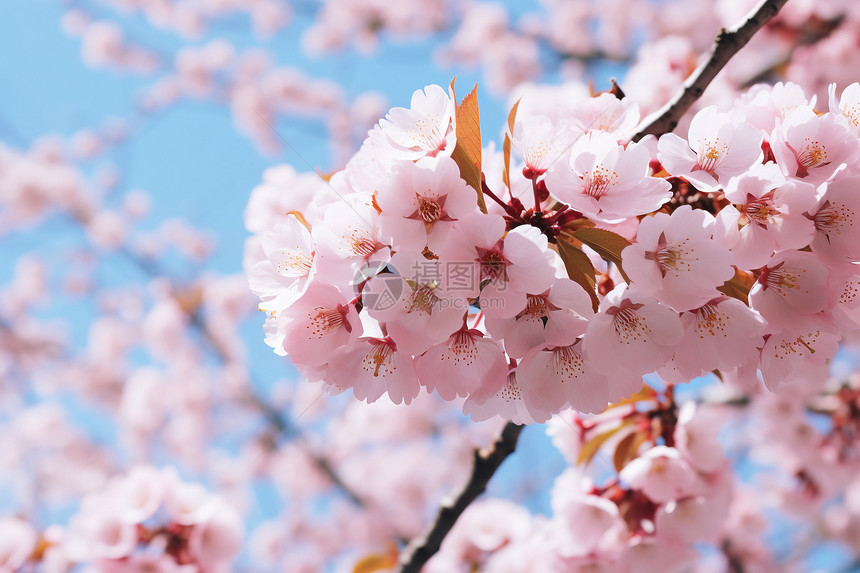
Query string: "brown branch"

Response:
xmin=396 ymin=422 xmax=524 ymax=573
xmin=630 ymin=0 xmax=789 ymax=142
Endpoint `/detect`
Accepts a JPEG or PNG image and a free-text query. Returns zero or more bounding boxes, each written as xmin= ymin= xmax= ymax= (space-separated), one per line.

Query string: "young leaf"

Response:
xmin=556 ymin=238 xmax=599 ymax=312
xmin=717 ymin=268 xmax=757 ymax=304
xmin=502 ymin=134 xmax=512 ymax=191
xmin=353 ymin=553 xmax=398 ymax=573
xmin=603 ymin=383 xmax=657 ymax=411
xmin=613 ymin=430 xmax=645 ymax=472
xmin=569 ymin=227 xmax=632 ymax=283
xmin=450 ymin=82 xmax=486 ymax=213
xmin=502 ymin=98 xmax=521 ymax=193
xmin=577 ymin=419 xmax=632 ymax=467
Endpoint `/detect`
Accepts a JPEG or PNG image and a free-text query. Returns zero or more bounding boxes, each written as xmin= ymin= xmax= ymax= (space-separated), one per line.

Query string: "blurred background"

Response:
xmin=2 ymin=0 xmax=860 ymax=571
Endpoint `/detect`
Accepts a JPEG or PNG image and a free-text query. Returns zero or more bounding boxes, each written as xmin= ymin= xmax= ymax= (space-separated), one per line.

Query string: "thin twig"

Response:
xmin=629 ymin=0 xmax=789 ymax=142
xmin=396 ymin=422 xmax=524 ymax=573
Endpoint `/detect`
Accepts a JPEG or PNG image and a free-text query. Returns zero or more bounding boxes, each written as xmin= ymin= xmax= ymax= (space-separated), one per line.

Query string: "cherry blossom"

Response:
xmin=511 ymin=115 xmax=580 ymax=177
xmin=415 ymin=326 xmax=508 ymax=402
xmin=15 ymin=5 xmax=860 ymax=572
xmin=247 ymin=214 xmax=316 ymax=315
xmin=279 ymin=281 xmax=360 ymax=367
xmin=441 ymin=215 xmax=558 ymax=317
xmin=377 ymin=84 xmax=456 ymax=160
xmin=545 ymin=130 xmax=672 ymax=223
xmin=516 ymin=340 xmax=630 ymax=414
xmin=327 ymin=336 xmax=420 ymax=405
xmin=828 ymin=81 xmax=860 ymax=136
xmin=808 ymin=175 xmax=860 ymax=262
xmin=657 ymin=106 xmax=764 ymax=192
xmin=770 ymin=106 xmax=859 ymax=184
xmin=375 ymin=155 xmax=474 ymax=253
xmin=464 ymin=370 xmax=553 ymax=425
xmin=714 ymin=162 xmax=817 ymax=269
xmin=619 ymin=446 xmax=704 ymax=504
xmin=484 ymin=276 xmax=592 ymax=359
xmin=623 ymin=206 xmax=735 ymax=312
xmin=759 ymin=315 xmax=840 ymax=391
xmin=673 ymin=296 xmax=765 ymax=380
xmin=581 ymin=285 xmax=684 ymax=382
xmin=748 ymin=250 xmax=830 ymax=326
xmin=0 ymin=517 xmax=37 ymax=571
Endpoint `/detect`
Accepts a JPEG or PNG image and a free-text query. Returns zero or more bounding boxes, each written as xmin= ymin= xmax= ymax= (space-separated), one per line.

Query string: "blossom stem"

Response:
xmin=482 ymin=178 xmax=522 ymax=218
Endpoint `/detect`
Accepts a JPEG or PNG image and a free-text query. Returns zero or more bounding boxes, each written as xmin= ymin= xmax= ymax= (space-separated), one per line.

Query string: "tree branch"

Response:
xmin=630 ymin=0 xmax=789 ymax=142
xmin=396 ymin=422 xmax=524 ymax=573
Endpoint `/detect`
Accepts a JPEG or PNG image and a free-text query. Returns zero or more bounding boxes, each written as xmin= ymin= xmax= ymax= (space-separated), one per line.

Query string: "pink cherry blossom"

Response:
xmin=545 ymin=130 xmax=671 ymax=223
xmin=748 ymin=250 xmax=829 ymax=326
xmin=657 ymin=106 xmax=764 ymax=192
xmin=375 ymin=155 xmax=475 ymax=253
xmin=187 ymin=500 xmax=244 ymax=573
xmin=247 ymin=214 xmax=315 ymax=315
xmin=363 ymin=250 xmax=468 ymax=356
xmin=463 ymin=370 xmax=553 ymax=425
xmin=0 ymin=517 xmax=36 ymax=571
xmin=619 ymin=446 xmax=703 ymax=504
xmin=511 ymin=115 xmax=580 ymax=176
xmin=828 ymin=82 xmax=860 ymax=136
xmin=654 ymin=493 xmax=729 ymax=544
xmin=313 ymin=196 xmax=390 ymax=294
xmin=759 ymin=315 xmax=840 ymax=391
xmin=826 ymin=270 xmax=860 ymax=330
xmin=568 ymin=92 xmax=641 ymax=139
xmin=673 ymin=402 xmax=726 ymax=473
xmin=771 ymin=106 xmax=859 ymax=184
xmin=673 ymin=296 xmax=765 ymax=380
xmin=808 ymin=175 xmax=860 ymax=262
xmin=64 ymin=507 xmax=138 ymax=561
xmin=517 ymin=340 xmax=637 ymax=414
xmin=115 ymin=465 xmax=167 ymax=524
xmin=279 ymin=280 xmax=360 ymax=367
xmin=714 ymin=162 xmax=817 ymax=270
xmin=377 ymin=84 xmax=456 ymax=160
xmin=484 ymin=276 xmax=592 ymax=359
xmin=623 ymin=205 xmax=735 ymax=312
xmin=738 ymin=81 xmax=815 ymax=133
xmin=327 ymin=336 xmax=420 ymax=405
xmin=551 ymin=489 xmax=627 ymax=558
xmin=581 ymin=285 xmax=684 ymax=380
xmin=415 ymin=326 xmax=508 ymax=402
xmin=440 ymin=214 xmax=559 ymax=317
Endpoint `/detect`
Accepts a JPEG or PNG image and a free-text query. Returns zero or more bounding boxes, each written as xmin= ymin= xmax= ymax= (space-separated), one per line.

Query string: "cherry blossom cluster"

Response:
xmin=247 ymin=79 xmax=860 ymax=425
xmin=425 ymin=396 xmax=748 ymax=573
xmin=1 ymin=466 xmax=242 ymax=572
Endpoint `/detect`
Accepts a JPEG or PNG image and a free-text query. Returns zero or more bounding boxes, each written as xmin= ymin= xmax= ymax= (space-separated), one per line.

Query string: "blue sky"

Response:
xmin=0 ymin=0 xmax=572 ymax=518
xmin=3 ymin=3 xmax=859 ymax=571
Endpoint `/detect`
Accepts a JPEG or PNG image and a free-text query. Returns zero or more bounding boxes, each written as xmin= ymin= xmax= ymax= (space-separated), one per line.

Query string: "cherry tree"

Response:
xmin=4 ymin=0 xmax=860 ymax=572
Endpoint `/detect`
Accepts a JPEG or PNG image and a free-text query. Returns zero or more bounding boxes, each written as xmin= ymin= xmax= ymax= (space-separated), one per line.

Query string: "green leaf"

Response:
xmin=568 ymin=227 xmax=632 ymax=283
xmin=556 ymin=238 xmax=599 ymax=312
xmin=450 ymin=80 xmax=486 ymax=213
